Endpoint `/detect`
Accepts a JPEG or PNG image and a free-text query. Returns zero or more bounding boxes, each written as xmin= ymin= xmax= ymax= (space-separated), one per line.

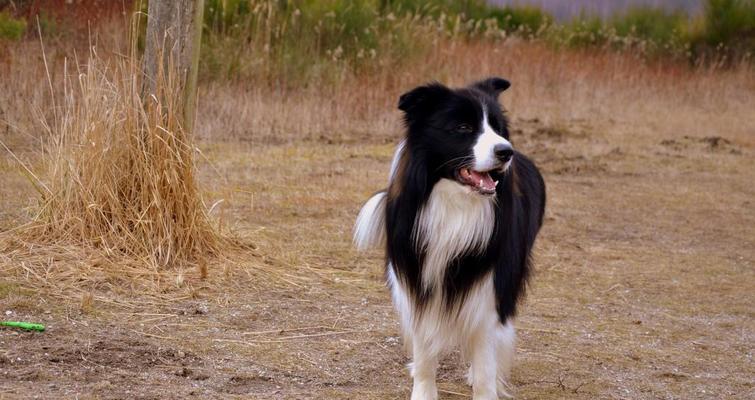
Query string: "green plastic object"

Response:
xmin=1 ymin=321 xmax=45 ymax=332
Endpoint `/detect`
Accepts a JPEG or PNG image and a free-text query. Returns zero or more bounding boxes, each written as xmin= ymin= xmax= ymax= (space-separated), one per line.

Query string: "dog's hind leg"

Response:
xmin=387 ymin=266 xmax=413 ymax=353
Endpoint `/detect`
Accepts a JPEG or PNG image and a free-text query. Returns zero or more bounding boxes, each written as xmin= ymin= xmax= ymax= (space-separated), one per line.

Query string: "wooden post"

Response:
xmin=143 ymin=0 xmax=205 ymax=134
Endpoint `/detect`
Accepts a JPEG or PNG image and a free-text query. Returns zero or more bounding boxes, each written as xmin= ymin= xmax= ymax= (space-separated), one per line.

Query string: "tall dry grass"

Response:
xmin=37 ymin=50 xmax=220 ymax=266
xmin=197 ymin=39 xmax=755 ymax=146
xmin=0 ymin=35 xmax=226 ymax=299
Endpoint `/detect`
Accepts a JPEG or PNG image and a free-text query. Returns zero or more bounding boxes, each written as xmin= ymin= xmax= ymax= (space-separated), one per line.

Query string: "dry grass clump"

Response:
xmin=0 ymin=46 xmax=225 ymax=298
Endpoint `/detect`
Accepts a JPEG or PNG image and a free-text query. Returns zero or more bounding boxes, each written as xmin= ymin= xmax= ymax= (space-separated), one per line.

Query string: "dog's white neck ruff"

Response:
xmin=414 ymin=178 xmax=496 ymax=292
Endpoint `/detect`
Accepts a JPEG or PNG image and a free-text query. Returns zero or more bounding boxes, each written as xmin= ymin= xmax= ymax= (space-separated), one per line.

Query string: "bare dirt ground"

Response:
xmin=1 ymin=110 xmax=753 ymax=399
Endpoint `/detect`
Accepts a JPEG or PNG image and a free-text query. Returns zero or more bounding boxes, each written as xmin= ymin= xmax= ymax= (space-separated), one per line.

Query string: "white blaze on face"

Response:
xmin=472 ymin=107 xmax=512 ymax=171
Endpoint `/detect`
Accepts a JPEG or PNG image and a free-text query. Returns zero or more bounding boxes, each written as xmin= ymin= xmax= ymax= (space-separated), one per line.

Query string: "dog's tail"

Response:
xmin=353 ymin=191 xmax=387 ymax=251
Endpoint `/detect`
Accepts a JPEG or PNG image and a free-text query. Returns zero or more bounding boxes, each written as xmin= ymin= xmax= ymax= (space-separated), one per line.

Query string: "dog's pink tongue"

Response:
xmin=469 ymin=170 xmax=496 ymax=191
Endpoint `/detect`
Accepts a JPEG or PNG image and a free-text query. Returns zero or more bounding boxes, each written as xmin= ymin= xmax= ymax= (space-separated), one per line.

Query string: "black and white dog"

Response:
xmin=354 ymin=78 xmax=546 ymax=399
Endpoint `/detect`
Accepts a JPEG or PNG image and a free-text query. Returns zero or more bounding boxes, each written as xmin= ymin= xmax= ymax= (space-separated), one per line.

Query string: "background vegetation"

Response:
xmin=2 ymin=0 xmax=752 ymax=82
xmin=198 ymin=0 xmax=754 ymax=84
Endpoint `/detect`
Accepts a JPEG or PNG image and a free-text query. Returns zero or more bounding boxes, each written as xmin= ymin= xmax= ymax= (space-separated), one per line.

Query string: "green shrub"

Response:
xmin=381 ymin=1 xmax=552 ymax=35
xmin=611 ymin=7 xmax=687 ymax=47
xmin=691 ymin=0 xmax=755 ymax=59
xmin=703 ymin=0 xmax=755 ymax=45
xmin=488 ymin=5 xmax=552 ymax=35
xmin=380 ymin=0 xmax=490 ymax=19
xmin=0 ymin=12 xmax=27 ymax=41
xmin=556 ymin=15 xmax=612 ymax=48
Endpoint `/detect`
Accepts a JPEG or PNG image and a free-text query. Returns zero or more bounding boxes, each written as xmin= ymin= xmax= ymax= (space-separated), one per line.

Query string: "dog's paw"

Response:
xmin=410 ymin=381 xmax=438 ymax=400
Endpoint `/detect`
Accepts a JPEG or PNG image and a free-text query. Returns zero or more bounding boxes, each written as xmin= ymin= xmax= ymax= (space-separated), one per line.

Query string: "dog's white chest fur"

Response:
xmin=415 ymin=179 xmax=496 ymax=291
xmin=387 ymin=179 xmax=514 ymax=399
xmin=356 ymin=169 xmax=517 ymax=400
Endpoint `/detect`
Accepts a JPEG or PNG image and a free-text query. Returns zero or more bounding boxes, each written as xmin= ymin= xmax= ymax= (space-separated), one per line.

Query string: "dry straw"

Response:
xmin=0 ymin=40 xmax=226 ymax=299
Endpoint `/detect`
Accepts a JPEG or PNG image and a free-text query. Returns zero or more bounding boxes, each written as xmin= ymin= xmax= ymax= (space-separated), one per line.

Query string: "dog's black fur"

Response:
xmin=385 ymin=78 xmax=546 ymax=322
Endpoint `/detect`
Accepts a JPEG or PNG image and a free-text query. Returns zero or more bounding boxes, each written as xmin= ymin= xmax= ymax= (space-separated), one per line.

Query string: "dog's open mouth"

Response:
xmin=457 ymin=167 xmax=498 ymax=195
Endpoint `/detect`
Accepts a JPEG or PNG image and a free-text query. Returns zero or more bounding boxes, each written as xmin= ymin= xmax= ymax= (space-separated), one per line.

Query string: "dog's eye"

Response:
xmin=455 ymin=124 xmax=473 ymax=134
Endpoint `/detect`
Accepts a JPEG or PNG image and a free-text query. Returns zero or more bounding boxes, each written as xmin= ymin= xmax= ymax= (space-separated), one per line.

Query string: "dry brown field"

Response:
xmin=1 ymin=30 xmax=754 ymax=399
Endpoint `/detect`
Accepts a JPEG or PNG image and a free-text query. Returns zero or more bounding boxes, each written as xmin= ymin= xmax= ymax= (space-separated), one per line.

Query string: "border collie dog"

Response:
xmin=354 ymin=78 xmax=546 ymax=399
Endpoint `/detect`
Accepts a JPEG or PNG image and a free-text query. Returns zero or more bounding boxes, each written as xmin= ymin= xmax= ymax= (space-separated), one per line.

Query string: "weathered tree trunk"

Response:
xmin=143 ymin=0 xmax=205 ymax=134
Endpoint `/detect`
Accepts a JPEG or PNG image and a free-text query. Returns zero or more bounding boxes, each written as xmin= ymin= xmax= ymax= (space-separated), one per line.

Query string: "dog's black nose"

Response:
xmin=494 ymin=144 xmax=514 ymax=163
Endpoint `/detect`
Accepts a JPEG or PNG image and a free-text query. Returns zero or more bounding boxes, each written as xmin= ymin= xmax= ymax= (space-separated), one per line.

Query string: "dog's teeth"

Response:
xmin=479 ymin=179 xmax=483 ymax=187
xmin=494 ymin=180 xmax=499 ymax=187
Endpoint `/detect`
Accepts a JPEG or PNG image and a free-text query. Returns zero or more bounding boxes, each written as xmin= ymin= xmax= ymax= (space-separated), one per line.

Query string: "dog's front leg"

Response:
xmin=469 ymin=327 xmax=498 ymax=400
xmin=495 ymin=321 xmax=516 ymax=398
xmin=409 ymin=335 xmax=439 ymax=400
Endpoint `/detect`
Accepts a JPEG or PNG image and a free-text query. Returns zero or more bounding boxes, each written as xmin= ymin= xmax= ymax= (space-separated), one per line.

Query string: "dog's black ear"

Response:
xmin=472 ymin=77 xmax=511 ymax=98
xmin=398 ymin=83 xmax=449 ymax=113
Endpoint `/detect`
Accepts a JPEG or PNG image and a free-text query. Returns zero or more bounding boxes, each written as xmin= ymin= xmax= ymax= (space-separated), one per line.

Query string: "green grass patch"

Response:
xmin=0 ymin=12 xmax=27 ymax=41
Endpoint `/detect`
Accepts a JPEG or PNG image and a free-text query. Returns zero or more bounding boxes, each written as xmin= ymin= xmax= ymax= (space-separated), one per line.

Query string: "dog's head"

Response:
xmin=397 ymin=77 xmax=513 ymax=196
